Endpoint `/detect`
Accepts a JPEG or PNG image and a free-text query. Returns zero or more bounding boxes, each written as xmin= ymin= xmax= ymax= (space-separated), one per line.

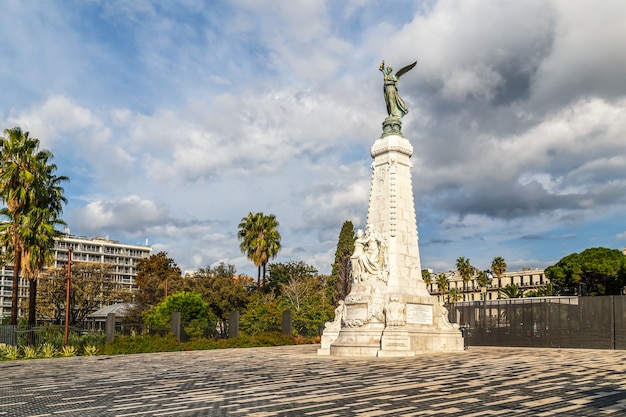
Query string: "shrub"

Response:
xmin=61 ymin=345 xmax=79 ymax=357
xmin=144 ymin=292 xmax=210 ymax=328
xmin=184 ymin=319 xmax=209 ymax=340
xmin=23 ymin=346 xmax=39 ymax=359
xmin=40 ymin=342 xmax=57 ymax=358
xmin=4 ymin=345 xmax=20 ymax=360
xmin=83 ymin=345 xmax=99 ymax=356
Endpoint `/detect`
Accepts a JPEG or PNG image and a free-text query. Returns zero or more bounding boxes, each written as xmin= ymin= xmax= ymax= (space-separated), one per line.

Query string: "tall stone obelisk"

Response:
xmin=318 ymin=61 xmax=464 ymax=357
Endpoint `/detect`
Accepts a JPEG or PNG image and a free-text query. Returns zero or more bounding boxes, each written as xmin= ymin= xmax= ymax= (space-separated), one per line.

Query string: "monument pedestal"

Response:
xmin=321 ymin=119 xmax=464 ymax=357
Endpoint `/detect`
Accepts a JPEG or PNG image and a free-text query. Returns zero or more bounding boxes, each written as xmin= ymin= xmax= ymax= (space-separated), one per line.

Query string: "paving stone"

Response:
xmin=2 ymin=345 xmax=626 ymax=416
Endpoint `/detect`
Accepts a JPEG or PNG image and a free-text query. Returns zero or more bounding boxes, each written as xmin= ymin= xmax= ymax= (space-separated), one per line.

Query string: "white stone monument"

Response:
xmin=318 ymin=61 xmax=464 ymax=357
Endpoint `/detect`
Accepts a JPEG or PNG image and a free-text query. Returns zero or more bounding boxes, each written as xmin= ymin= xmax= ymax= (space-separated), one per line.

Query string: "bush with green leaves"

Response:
xmin=240 ymin=292 xmax=283 ymax=335
xmin=40 ymin=342 xmax=57 ymax=358
xmin=83 ymin=345 xmax=99 ymax=356
xmin=184 ymin=319 xmax=210 ymax=340
xmin=144 ymin=292 xmax=211 ymax=328
xmin=61 ymin=345 xmax=79 ymax=357
xmin=3 ymin=345 xmax=20 ymax=360
xmin=23 ymin=346 xmax=39 ymax=359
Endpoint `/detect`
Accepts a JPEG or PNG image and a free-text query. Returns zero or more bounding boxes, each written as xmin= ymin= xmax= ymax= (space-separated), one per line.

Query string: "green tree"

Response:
xmin=267 ymin=261 xmax=318 ymax=294
xmin=526 ymin=282 xmax=556 ymax=297
xmin=37 ymin=263 xmax=132 ymax=325
xmin=0 ymin=127 xmax=67 ymax=326
xmin=475 ymin=270 xmax=492 ymax=288
xmin=499 ymin=283 xmax=525 ymax=299
xmin=20 ymin=207 xmax=66 ymax=329
xmin=447 ymin=288 xmax=463 ymax=303
xmin=329 ymin=221 xmax=355 ymax=305
xmin=268 ymin=261 xmax=332 ymax=334
xmin=237 ymin=212 xmax=281 ymax=288
xmin=436 ymin=273 xmax=449 ymax=301
xmin=239 ymin=291 xmax=283 ymax=335
xmin=545 ymin=247 xmax=626 ymax=296
xmin=184 ymin=263 xmax=250 ymax=337
xmin=128 ymin=252 xmax=182 ymax=322
xmin=422 ymin=270 xmax=433 ymax=292
xmin=456 ymin=257 xmax=473 ymax=301
xmin=143 ymin=292 xmax=210 ymax=328
xmin=491 ymin=256 xmax=507 ymax=287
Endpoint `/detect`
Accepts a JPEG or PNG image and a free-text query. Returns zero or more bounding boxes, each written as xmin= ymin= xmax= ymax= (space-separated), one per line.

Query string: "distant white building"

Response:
xmin=426 ymin=268 xmax=547 ymax=303
xmin=0 ymin=234 xmax=152 ymax=320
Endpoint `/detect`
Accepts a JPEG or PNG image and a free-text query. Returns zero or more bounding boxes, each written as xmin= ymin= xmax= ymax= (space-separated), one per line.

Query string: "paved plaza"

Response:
xmin=2 ymin=344 xmax=626 ymax=416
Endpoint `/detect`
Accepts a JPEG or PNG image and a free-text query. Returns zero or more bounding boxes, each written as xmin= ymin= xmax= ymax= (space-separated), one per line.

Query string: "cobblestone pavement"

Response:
xmin=3 ymin=345 xmax=626 ymax=416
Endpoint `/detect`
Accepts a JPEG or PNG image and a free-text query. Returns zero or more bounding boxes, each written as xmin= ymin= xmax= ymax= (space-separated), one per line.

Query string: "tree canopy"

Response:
xmin=184 ymin=263 xmax=250 ymax=336
xmin=545 ymin=247 xmax=626 ymax=296
xmin=37 ymin=263 xmax=132 ymax=326
xmin=127 ymin=252 xmax=182 ymax=322
xmin=143 ymin=292 xmax=210 ymax=328
xmin=0 ymin=127 xmax=67 ymax=326
xmin=237 ymin=212 xmax=281 ymax=288
xmin=329 ymin=220 xmax=355 ymax=305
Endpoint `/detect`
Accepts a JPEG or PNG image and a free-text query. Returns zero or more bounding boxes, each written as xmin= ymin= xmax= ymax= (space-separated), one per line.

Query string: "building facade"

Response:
xmin=426 ymin=268 xmax=547 ymax=303
xmin=0 ymin=234 xmax=152 ymax=321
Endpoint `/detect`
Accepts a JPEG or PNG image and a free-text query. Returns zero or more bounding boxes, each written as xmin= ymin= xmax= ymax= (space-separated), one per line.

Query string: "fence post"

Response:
xmin=106 ymin=313 xmax=116 ymax=343
xmin=171 ymin=312 xmax=181 ymax=341
xmin=228 ymin=310 xmax=239 ymax=338
xmin=282 ymin=310 xmax=292 ymax=335
xmin=611 ymin=296 xmax=616 ymax=350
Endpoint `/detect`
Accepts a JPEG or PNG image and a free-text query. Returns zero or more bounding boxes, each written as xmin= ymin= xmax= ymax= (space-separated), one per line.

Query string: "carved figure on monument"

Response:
xmin=350 ymin=229 xmax=367 ymax=282
xmin=434 ymin=302 xmax=460 ymax=330
xmin=385 ymin=296 xmax=406 ymax=326
xmin=369 ymin=284 xmax=386 ymax=323
xmin=324 ymin=300 xmax=345 ymax=330
xmin=350 ymin=224 xmax=388 ymax=283
xmin=379 ymin=60 xmax=417 ymax=119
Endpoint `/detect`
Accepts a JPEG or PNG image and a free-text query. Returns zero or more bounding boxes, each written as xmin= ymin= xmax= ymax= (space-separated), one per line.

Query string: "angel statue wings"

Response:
xmin=379 ymin=60 xmax=417 ymax=119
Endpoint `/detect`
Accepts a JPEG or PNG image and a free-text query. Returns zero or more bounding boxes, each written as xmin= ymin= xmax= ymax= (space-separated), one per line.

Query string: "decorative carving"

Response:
xmin=434 ymin=302 xmax=460 ymax=330
xmin=350 ymin=224 xmax=388 ymax=283
xmin=389 ymin=157 xmax=397 ymax=237
xmin=324 ymin=301 xmax=345 ymax=330
xmin=385 ymin=296 xmax=406 ymax=327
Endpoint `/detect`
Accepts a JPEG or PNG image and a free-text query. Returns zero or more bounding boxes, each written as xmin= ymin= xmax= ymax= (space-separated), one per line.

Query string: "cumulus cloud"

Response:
xmin=2 ymin=1 xmax=625 ymax=274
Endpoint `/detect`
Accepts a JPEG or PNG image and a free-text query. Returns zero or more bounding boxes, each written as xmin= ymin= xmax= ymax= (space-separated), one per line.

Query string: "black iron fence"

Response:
xmin=0 ymin=325 xmax=103 ymax=347
xmin=449 ymin=295 xmax=626 ymax=350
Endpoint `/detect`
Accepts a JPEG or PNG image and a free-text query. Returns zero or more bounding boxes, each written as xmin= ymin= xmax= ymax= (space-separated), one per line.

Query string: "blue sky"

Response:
xmin=1 ymin=0 xmax=626 ymax=276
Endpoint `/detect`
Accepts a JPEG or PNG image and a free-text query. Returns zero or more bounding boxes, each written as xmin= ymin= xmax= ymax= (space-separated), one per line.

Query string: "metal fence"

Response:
xmin=0 ymin=325 xmax=102 ymax=347
xmin=449 ymin=295 xmax=626 ymax=350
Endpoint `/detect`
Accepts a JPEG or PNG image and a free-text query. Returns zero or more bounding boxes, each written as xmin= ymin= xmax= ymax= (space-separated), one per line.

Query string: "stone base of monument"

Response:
xmin=378 ymin=327 xmax=464 ymax=357
xmin=323 ymin=295 xmax=464 ymax=357
xmin=329 ymin=322 xmax=385 ymax=357
xmin=316 ymin=329 xmax=340 ymax=355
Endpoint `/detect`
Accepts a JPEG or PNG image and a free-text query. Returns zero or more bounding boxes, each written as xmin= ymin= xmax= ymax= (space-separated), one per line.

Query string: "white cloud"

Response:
xmin=2 ymin=1 xmax=626 ymax=275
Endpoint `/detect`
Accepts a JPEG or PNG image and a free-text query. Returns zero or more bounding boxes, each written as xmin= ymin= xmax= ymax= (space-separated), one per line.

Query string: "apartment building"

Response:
xmin=426 ymin=268 xmax=547 ymax=303
xmin=0 ymin=234 xmax=152 ymax=320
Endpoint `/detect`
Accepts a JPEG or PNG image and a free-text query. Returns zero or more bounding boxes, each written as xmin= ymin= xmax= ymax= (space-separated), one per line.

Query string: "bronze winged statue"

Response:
xmin=379 ymin=60 xmax=417 ymax=119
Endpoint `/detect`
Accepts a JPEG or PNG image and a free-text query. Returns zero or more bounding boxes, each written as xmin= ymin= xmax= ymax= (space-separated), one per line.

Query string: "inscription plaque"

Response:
xmin=345 ymin=303 xmax=369 ymax=320
xmin=406 ymin=303 xmax=433 ymax=325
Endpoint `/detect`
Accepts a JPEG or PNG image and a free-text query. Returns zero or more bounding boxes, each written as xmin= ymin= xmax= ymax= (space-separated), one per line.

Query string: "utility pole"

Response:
xmin=64 ymin=247 xmax=72 ymax=346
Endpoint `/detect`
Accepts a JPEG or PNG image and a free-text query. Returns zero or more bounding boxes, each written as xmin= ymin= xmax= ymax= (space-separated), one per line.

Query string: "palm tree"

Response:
xmin=421 ymin=269 xmax=433 ymax=292
xmin=237 ymin=212 xmax=281 ymax=288
xmin=0 ymin=127 xmax=67 ymax=326
xmin=20 ymin=208 xmax=65 ymax=331
xmin=0 ymin=128 xmax=47 ymax=324
xmin=456 ymin=257 xmax=473 ymax=301
xmin=491 ymin=256 xmax=507 ymax=288
xmin=499 ymin=283 xmax=525 ymax=298
xmin=435 ymin=273 xmax=449 ymax=303
xmin=447 ymin=288 xmax=463 ymax=304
